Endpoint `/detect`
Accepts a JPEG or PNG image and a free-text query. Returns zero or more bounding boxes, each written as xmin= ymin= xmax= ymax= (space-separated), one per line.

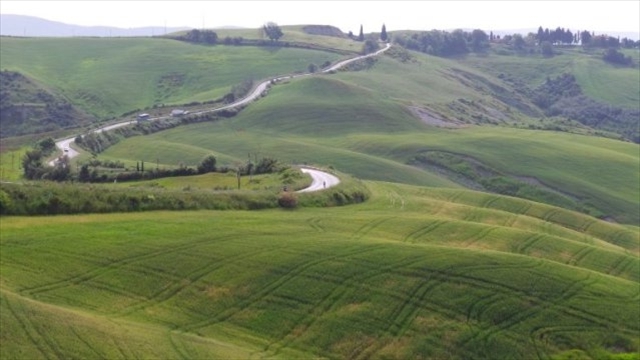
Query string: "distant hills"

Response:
xmin=0 ymin=14 xmax=190 ymax=37
xmin=2 ymin=14 xmax=638 ymax=40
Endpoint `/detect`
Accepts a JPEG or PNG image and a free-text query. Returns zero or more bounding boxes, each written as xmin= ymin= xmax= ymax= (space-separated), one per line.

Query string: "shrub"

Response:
xmin=278 ymin=191 xmax=298 ymax=209
xmin=0 ymin=189 xmax=12 ymax=215
xmin=603 ymin=48 xmax=633 ymax=66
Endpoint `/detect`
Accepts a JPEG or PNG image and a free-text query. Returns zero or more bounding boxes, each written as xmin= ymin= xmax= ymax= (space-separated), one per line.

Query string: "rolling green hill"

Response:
xmin=0 ymin=70 xmax=92 ymax=137
xmin=99 ymin=74 xmax=639 ymax=224
xmin=1 ymin=182 xmax=638 ymax=359
xmin=1 ymin=28 xmax=639 ymax=360
xmin=0 ymin=36 xmax=343 ymax=119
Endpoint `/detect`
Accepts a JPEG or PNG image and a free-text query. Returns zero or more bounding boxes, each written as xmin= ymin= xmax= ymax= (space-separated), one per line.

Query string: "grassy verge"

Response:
xmin=0 ymin=168 xmax=374 ymax=215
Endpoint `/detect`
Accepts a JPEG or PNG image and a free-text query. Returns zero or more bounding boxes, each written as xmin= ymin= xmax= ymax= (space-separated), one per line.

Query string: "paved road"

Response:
xmin=323 ymin=43 xmax=391 ymax=72
xmin=298 ymin=168 xmax=341 ymax=192
xmin=50 ymin=42 xmax=392 ymax=189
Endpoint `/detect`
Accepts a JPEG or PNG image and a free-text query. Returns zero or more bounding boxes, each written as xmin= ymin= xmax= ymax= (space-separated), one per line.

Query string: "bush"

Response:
xmin=278 ymin=191 xmax=298 ymax=209
xmin=603 ymin=48 xmax=633 ymax=66
xmin=198 ymin=155 xmax=217 ymax=174
xmin=540 ymin=41 xmax=554 ymax=57
xmin=0 ymin=189 xmax=12 ymax=214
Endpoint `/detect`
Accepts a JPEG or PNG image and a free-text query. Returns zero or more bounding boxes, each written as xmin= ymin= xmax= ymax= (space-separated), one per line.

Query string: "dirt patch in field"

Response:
xmin=408 ymin=106 xmax=465 ymax=128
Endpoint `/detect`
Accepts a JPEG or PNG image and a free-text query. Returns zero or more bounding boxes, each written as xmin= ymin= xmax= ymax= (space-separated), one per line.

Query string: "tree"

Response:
xmin=541 ymin=41 xmax=554 ymax=57
xmin=580 ymin=30 xmax=592 ymax=46
xmin=49 ymin=155 xmax=70 ymax=181
xmin=308 ymin=63 xmax=318 ymax=73
xmin=513 ymin=34 xmax=526 ymax=50
xmin=536 ymin=26 xmax=545 ymax=44
xmin=38 ymin=137 xmax=56 ymax=153
xmin=358 ymin=24 xmax=364 ymax=41
xmin=380 ymin=24 xmax=388 ymax=42
xmin=263 ymin=22 xmax=283 ymax=41
xmin=563 ymin=29 xmax=573 ymax=45
xmin=362 ymin=39 xmax=380 ymax=54
xmin=78 ymin=164 xmax=91 ymax=182
xmin=186 ymin=29 xmax=201 ymax=43
xmin=198 ymin=155 xmax=217 ymax=174
xmin=603 ymin=48 xmax=632 ymax=66
xmin=201 ymin=30 xmax=218 ymax=44
xmin=22 ymin=149 xmax=45 ymax=180
xmin=470 ymin=29 xmax=489 ymax=52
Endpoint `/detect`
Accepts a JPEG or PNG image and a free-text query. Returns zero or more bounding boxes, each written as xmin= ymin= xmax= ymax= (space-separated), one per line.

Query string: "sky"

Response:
xmin=1 ymin=0 xmax=639 ymax=35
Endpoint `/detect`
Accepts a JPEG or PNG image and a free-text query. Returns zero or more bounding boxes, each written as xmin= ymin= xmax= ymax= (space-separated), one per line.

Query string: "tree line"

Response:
xmin=394 ymin=29 xmax=490 ymax=57
xmin=177 ymin=22 xmax=285 ymax=46
xmin=535 ymin=26 xmax=638 ymax=49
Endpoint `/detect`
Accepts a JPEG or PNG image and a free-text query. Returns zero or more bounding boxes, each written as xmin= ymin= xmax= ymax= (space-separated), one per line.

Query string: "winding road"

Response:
xmin=298 ymin=168 xmax=340 ymax=193
xmin=50 ymin=42 xmax=392 ymax=190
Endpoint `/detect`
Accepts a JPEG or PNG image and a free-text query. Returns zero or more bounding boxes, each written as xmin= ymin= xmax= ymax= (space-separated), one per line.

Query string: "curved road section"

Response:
xmin=298 ymin=168 xmax=340 ymax=192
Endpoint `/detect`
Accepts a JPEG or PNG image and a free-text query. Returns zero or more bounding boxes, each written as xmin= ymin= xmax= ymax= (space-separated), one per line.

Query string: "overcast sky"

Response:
xmin=1 ymin=0 xmax=639 ymax=34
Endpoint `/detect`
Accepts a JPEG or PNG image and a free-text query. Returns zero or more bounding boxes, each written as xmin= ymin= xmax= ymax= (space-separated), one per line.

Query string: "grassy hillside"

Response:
xmin=0 ymin=37 xmax=343 ymax=119
xmin=0 ymin=70 xmax=93 ymax=137
xmin=184 ymin=24 xmax=364 ymax=54
xmin=2 ymin=182 xmax=638 ymax=359
xmin=2 ymin=28 xmax=638 ymax=360
xmin=98 ymin=75 xmax=639 ymax=224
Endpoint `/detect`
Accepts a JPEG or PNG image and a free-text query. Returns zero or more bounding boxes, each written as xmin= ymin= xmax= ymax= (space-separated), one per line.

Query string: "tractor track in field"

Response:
xmin=2 ymin=294 xmax=52 ymax=359
xmin=471 ymin=275 xmax=598 ymax=346
xmin=396 ymin=265 xmax=626 ymax=331
xmin=464 ymin=226 xmax=497 ymax=248
xmin=114 ymin=244 xmax=289 ymax=317
xmin=69 ymin=326 xmax=105 ymax=359
xmin=181 ymin=243 xmax=390 ymax=333
xmin=3 ymin=293 xmax=66 ymax=359
xmin=262 ymin=254 xmax=431 ymax=357
xmin=403 ymin=220 xmax=448 ymax=243
xmin=21 ymin=234 xmax=243 ymax=298
xmin=351 ymin=216 xmax=396 ymax=240
xmin=568 ymin=246 xmax=596 ymax=266
xmin=306 ymin=217 xmax=326 ymax=233
xmin=607 ymin=255 xmax=638 ymax=279
xmin=515 ymin=233 xmax=546 ymax=254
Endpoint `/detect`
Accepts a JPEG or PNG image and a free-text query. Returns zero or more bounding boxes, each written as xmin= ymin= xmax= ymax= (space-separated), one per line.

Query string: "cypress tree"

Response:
xmin=381 ymin=24 xmax=388 ymax=41
xmin=358 ymin=25 xmax=364 ymax=41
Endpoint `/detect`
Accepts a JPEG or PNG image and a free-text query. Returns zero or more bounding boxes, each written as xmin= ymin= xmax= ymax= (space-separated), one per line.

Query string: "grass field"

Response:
xmin=97 ymin=74 xmax=639 ymax=224
xmin=0 ymin=37 xmax=343 ymax=119
xmin=2 ymin=30 xmax=639 ymax=360
xmin=1 ymin=181 xmax=638 ymax=359
xmin=0 ymin=147 xmax=26 ymax=181
xmin=177 ymin=24 xmax=364 ymax=54
xmin=461 ymin=47 xmax=640 ymax=109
